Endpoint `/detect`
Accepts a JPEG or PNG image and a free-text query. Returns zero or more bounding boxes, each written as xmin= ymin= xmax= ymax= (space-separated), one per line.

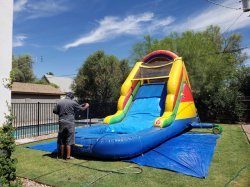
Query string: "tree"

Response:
xmin=46 ymin=72 xmax=54 ymax=75
xmin=236 ymin=66 xmax=250 ymax=96
xmin=12 ymin=55 xmax=35 ymax=83
xmin=33 ymin=79 xmax=59 ymax=88
xmin=130 ymin=35 xmax=155 ymax=62
xmin=119 ymin=59 xmax=131 ymax=84
xmin=73 ymin=50 xmax=130 ymax=103
xmin=130 ymin=25 xmax=247 ymax=122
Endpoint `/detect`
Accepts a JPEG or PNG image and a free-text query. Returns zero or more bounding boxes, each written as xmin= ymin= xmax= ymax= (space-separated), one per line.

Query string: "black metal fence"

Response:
xmin=75 ymin=101 xmax=117 ymax=119
xmin=11 ymin=96 xmax=250 ymax=139
xmin=11 ymin=102 xmax=116 ymax=139
xmin=11 ymin=103 xmax=59 ymax=139
xmin=239 ymin=96 xmax=250 ymax=122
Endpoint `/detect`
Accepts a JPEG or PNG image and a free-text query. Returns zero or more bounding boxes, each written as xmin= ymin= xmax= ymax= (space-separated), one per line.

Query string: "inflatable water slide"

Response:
xmin=73 ymin=50 xmax=219 ymax=159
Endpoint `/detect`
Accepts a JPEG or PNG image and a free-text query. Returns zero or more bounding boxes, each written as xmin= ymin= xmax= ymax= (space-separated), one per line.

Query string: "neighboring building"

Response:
xmin=0 ymin=0 xmax=13 ymax=125
xmin=43 ymin=74 xmax=74 ymax=93
xmin=11 ymin=82 xmax=64 ymax=103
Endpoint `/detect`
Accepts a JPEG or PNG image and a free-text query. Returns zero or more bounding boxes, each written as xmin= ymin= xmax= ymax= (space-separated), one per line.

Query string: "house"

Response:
xmin=11 ymin=82 xmax=64 ymax=103
xmin=42 ymin=74 xmax=74 ymax=93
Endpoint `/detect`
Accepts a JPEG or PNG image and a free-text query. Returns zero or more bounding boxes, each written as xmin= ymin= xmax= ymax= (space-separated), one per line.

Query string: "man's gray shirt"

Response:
xmin=53 ymin=98 xmax=82 ymax=123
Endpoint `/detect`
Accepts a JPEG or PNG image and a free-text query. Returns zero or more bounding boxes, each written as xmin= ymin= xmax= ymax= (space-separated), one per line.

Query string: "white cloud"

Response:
xmin=13 ymin=34 xmax=27 ymax=47
xmin=14 ymin=0 xmax=70 ymax=20
xmin=172 ymin=0 xmax=250 ymax=33
xmin=14 ymin=0 xmax=28 ymax=12
xmin=146 ymin=16 xmax=175 ymax=33
xmin=64 ymin=12 xmax=174 ymax=49
xmin=244 ymin=48 xmax=250 ymax=55
xmin=63 ymin=0 xmax=250 ymax=50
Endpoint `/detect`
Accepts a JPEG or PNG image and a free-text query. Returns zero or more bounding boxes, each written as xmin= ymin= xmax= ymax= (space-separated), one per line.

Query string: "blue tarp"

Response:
xmin=27 ymin=132 xmax=220 ymax=178
xmin=126 ymin=133 xmax=220 ymax=178
xmin=27 ymin=141 xmax=57 ymax=153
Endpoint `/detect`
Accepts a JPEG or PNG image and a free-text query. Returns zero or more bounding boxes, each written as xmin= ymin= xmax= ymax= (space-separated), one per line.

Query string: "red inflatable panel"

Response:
xmin=122 ymin=80 xmax=139 ymax=109
xmin=181 ymin=83 xmax=194 ymax=102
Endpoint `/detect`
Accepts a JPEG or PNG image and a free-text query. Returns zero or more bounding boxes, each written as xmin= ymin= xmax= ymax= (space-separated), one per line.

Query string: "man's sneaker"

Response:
xmin=66 ymin=156 xmax=74 ymax=160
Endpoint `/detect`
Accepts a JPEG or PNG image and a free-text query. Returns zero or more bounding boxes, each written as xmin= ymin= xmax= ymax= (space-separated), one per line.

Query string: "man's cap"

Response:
xmin=66 ymin=92 xmax=74 ymax=99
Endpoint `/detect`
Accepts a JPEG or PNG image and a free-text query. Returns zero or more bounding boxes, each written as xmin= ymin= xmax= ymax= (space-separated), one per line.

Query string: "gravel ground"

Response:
xmin=241 ymin=123 xmax=250 ymax=143
xmin=19 ymin=177 xmax=52 ymax=187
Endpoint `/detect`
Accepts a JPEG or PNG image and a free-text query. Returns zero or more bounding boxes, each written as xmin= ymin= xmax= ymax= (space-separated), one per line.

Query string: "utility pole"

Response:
xmin=0 ymin=0 xmax=13 ymax=125
xmin=242 ymin=0 xmax=250 ymax=12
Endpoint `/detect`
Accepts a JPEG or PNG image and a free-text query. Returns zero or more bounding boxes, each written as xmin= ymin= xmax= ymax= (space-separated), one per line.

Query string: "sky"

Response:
xmin=13 ymin=0 xmax=250 ymax=79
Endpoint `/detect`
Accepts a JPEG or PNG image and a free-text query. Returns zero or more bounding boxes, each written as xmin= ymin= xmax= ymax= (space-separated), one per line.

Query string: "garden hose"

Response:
xmin=212 ymin=124 xmax=223 ymax=134
xmin=31 ymin=160 xmax=88 ymax=180
xmin=32 ymin=158 xmax=142 ymax=186
xmin=224 ymin=164 xmax=250 ymax=187
xmin=83 ymin=165 xmax=143 ymax=187
xmin=58 ymin=159 xmax=143 ymax=186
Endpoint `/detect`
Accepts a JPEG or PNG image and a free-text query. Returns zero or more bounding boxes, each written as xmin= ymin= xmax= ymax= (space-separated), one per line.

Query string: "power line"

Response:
xmin=206 ymin=0 xmax=241 ymax=10
xmin=227 ymin=1 xmax=243 ymax=6
xmin=53 ymin=73 xmax=77 ymax=77
xmin=196 ymin=46 xmax=250 ymax=58
xmin=222 ymin=12 xmax=244 ymax=35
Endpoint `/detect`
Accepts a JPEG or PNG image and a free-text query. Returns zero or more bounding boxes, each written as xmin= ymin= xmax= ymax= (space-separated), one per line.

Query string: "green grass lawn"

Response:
xmin=14 ymin=125 xmax=250 ymax=187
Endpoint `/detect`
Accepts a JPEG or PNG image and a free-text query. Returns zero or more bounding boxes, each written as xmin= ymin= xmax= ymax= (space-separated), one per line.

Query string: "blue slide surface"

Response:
xmin=106 ymin=83 xmax=166 ymax=133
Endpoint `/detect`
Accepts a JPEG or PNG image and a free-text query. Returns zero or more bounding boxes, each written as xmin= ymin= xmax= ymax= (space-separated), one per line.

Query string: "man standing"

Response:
xmin=53 ymin=92 xmax=89 ymax=160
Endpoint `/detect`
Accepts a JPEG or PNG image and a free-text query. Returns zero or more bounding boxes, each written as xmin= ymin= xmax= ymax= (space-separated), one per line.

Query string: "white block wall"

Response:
xmin=0 ymin=0 xmax=13 ymax=126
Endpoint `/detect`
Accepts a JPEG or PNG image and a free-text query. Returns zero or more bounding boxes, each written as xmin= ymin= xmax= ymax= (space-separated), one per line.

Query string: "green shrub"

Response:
xmin=0 ymin=114 xmax=21 ymax=187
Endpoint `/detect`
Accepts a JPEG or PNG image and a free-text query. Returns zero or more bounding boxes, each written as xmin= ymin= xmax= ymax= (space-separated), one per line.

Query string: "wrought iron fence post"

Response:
xmin=88 ymin=107 xmax=91 ymax=126
xmin=37 ymin=102 xmax=40 ymax=136
xmin=86 ymin=107 xmax=89 ymax=126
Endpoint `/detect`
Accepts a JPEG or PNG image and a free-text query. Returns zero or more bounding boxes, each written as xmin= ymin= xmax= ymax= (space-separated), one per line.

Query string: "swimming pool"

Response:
xmin=14 ymin=122 xmax=88 ymax=139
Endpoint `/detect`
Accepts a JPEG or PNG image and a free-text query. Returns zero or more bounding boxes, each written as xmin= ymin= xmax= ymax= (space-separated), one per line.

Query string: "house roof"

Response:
xmin=44 ymin=74 xmax=73 ymax=93
xmin=11 ymin=82 xmax=64 ymax=95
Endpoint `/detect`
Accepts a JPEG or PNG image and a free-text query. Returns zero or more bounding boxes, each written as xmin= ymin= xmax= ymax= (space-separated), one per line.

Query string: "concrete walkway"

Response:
xmin=15 ymin=133 xmax=57 ymax=145
xmin=242 ymin=124 xmax=250 ymax=143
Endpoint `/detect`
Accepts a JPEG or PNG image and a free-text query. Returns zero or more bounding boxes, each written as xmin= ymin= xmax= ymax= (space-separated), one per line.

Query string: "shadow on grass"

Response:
xmin=42 ymin=152 xmax=95 ymax=161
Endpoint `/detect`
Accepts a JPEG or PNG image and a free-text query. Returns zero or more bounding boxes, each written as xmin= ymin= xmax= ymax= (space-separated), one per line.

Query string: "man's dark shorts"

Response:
xmin=57 ymin=121 xmax=75 ymax=146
